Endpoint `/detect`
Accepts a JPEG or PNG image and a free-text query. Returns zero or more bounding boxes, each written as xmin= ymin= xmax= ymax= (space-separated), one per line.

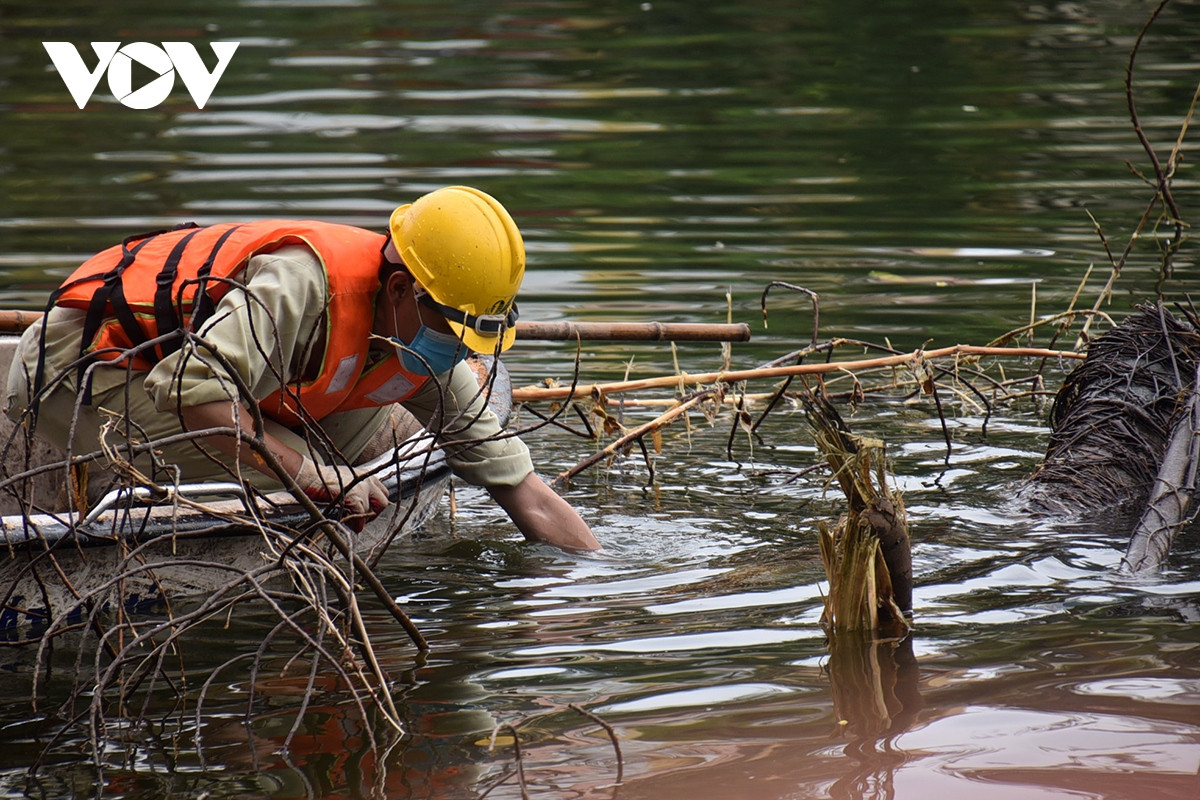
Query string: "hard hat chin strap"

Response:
xmin=415 ymin=290 xmax=518 ymax=336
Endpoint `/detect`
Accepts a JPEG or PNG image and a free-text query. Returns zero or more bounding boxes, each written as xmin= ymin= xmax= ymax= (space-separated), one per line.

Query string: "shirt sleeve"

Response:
xmin=401 ymin=359 xmax=534 ymax=488
xmin=144 ymin=245 xmax=327 ymax=412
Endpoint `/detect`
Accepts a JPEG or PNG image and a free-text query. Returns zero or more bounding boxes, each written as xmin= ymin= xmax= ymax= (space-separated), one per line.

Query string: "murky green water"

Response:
xmin=3 ymin=0 xmax=1200 ymax=797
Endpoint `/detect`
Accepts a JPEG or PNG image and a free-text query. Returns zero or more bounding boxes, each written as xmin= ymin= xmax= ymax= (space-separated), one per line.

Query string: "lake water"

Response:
xmin=2 ymin=0 xmax=1200 ymax=798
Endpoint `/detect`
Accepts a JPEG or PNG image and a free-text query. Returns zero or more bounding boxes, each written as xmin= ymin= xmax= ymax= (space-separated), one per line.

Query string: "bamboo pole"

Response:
xmin=0 ymin=309 xmax=750 ymax=343
xmin=517 ymin=320 xmax=750 ymax=342
xmin=514 ymin=343 xmax=1086 ymax=402
xmin=0 ymin=310 xmax=46 ymax=333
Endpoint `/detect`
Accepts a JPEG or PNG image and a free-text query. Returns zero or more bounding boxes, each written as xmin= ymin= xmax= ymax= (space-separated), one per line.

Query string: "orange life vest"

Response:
xmin=48 ymin=219 xmax=431 ymax=426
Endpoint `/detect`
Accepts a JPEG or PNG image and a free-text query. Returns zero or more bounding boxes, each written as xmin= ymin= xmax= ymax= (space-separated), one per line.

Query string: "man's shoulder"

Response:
xmin=249 ymin=243 xmax=323 ymax=271
xmin=245 ymin=244 xmax=326 ymax=292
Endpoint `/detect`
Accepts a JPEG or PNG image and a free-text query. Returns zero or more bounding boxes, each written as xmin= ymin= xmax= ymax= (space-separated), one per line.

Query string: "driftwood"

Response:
xmin=1019 ymin=303 xmax=1200 ymax=573
xmin=1122 ymin=362 xmax=1200 ymax=574
xmin=1017 ymin=0 xmax=1200 ymax=573
xmin=1018 ymin=304 xmax=1200 ymax=516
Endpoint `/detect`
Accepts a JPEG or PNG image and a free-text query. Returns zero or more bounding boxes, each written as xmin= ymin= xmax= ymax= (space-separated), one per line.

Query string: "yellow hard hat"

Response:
xmin=389 ymin=186 xmax=524 ymax=353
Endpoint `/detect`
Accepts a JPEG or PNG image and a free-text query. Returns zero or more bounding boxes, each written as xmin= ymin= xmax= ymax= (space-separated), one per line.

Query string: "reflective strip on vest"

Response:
xmin=364 ymin=372 xmax=418 ymax=405
xmin=326 ymin=354 xmax=360 ymax=395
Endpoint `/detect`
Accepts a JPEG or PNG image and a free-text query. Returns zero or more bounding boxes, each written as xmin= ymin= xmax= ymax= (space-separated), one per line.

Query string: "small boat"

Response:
xmin=0 ymin=336 xmax=508 ymax=631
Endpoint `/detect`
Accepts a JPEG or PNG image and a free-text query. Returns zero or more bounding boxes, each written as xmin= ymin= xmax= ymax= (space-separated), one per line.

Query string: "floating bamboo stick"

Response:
xmin=517 ymin=320 xmax=750 ymax=342
xmin=514 ymin=343 xmax=1086 ymax=402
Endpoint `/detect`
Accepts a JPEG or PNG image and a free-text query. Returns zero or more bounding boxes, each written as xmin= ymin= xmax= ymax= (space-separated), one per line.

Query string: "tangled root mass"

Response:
xmin=1019 ymin=303 xmax=1200 ymax=519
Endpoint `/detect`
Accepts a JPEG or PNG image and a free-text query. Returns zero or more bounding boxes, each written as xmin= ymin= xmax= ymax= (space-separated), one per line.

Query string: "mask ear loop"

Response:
xmin=388 ymin=282 xmax=444 ymax=378
xmin=389 ymin=283 xmax=419 ymax=360
xmin=389 ymin=270 xmax=420 ymax=346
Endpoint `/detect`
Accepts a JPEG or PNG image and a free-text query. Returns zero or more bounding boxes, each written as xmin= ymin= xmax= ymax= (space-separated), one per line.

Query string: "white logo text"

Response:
xmin=42 ymin=41 xmax=240 ymax=110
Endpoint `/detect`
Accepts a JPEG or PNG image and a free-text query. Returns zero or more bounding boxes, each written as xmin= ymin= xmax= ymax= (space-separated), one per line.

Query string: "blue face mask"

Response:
xmin=393 ymin=324 xmax=466 ymax=376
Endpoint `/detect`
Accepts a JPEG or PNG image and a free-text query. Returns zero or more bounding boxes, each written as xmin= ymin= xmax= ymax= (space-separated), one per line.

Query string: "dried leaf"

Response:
xmin=603 ymin=415 xmax=624 ymax=437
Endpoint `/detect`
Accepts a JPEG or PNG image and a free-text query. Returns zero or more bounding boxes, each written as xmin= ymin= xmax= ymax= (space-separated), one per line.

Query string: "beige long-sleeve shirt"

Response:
xmin=11 ymin=245 xmax=533 ymax=488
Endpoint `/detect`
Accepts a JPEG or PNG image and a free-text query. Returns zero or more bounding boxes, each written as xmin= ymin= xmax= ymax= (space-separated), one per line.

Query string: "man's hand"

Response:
xmin=179 ymin=401 xmax=390 ymax=529
xmin=489 ymin=473 xmax=601 ymax=552
xmin=295 ymin=457 xmax=389 ymax=523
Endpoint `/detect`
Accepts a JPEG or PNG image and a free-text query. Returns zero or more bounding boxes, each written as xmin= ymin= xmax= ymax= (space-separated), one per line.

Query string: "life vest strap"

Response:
xmin=77 ymin=234 xmax=162 ymax=404
xmin=188 ymin=225 xmax=244 ymax=335
xmin=152 ymin=228 xmax=203 ymax=361
xmin=30 ymin=224 xmax=199 ymax=416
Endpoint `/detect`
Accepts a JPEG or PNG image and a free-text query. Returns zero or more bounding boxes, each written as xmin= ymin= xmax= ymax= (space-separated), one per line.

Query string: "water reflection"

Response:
xmin=3 ymin=0 xmax=1200 ymax=796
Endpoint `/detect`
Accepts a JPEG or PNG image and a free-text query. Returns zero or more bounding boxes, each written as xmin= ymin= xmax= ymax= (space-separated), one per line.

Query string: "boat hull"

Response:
xmin=0 ymin=437 xmax=451 ymax=631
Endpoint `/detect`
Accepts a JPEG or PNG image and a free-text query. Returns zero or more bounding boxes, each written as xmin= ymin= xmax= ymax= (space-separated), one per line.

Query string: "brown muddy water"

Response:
xmin=2 ymin=1 xmax=1200 ymax=798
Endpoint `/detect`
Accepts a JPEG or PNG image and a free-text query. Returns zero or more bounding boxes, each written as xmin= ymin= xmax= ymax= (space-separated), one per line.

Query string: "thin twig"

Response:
xmin=554 ymin=388 xmax=722 ymax=485
xmin=569 ymin=703 xmax=625 ymax=785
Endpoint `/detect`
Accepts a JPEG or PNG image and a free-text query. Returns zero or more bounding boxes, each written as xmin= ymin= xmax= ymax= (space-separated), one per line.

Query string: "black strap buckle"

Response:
xmin=416 ymin=291 xmax=518 ymax=335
